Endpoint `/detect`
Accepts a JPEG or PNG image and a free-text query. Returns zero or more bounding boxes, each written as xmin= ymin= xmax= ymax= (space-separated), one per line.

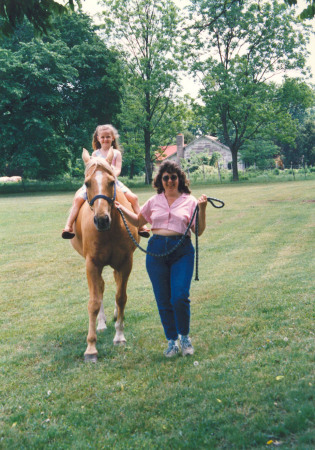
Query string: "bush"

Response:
xmin=71 ymin=158 xmax=85 ymax=178
xmin=256 ymin=158 xmax=276 ymax=170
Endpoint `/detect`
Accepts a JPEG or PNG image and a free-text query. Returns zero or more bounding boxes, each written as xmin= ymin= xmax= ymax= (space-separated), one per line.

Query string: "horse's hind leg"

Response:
xmin=85 ymin=259 xmax=104 ymax=361
xmin=97 ymin=301 xmax=107 ymax=332
xmin=113 ymin=259 xmax=132 ymax=345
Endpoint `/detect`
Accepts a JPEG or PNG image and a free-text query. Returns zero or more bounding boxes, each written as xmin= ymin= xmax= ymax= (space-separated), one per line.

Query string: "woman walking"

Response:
xmin=115 ymin=160 xmax=208 ymax=357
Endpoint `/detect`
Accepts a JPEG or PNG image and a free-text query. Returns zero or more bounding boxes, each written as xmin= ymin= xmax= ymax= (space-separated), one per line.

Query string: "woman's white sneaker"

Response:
xmin=164 ymin=339 xmax=179 ymax=357
xmin=180 ymin=335 xmax=194 ymax=356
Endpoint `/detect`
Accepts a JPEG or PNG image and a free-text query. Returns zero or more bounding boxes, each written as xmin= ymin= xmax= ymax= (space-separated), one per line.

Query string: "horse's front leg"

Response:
xmin=85 ymin=258 xmax=104 ymax=362
xmin=113 ymin=258 xmax=132 ymax=345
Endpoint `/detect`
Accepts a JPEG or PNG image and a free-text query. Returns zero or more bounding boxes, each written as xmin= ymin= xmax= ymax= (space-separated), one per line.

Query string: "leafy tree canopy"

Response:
xmin=186 ymin=0 xmax=312 ymax=180
xmin=0 ymin=0 xmax=82 ymax=36
xmin=100 ymin=0 xmax=182 ymax=183
xmin=0 ymin=11 xmax=123 ymax=179
xmin=285 ymin=0 xmax=315 ymax=19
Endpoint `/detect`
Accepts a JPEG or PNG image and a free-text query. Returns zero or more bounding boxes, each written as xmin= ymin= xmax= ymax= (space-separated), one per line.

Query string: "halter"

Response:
xmin=88 ymin=182 xmax=117 ymax=207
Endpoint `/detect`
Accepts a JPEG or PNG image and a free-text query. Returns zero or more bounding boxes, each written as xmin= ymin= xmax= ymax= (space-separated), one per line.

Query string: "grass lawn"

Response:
xmin=0 ymin=180 xmax=314 ymax=449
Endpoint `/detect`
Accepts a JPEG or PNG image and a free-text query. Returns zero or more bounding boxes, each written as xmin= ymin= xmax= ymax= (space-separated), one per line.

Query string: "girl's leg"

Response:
xmin=124 ymin=190 xmax=140 ymax=214
xmin=62 ymin=193 xmax=85 ymax=239
xmin=124 ymin=190 xmax=150 ymax=237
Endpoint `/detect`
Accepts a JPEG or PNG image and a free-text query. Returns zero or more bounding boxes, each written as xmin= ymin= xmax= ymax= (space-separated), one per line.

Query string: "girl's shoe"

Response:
xmin=180 ymin=335 xmax=194 ymax=356
xmin=164 ymin=339 xmax=179 ymax=357
xmin=62 ymin=229 xmax=75 ymax=239
xmin=138 ymin=227 xmax=150 ymax=238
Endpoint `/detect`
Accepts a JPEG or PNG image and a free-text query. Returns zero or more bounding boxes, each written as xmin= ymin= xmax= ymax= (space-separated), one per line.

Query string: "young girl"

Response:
xmin=62 ymin=124 xmax=150 ymax=239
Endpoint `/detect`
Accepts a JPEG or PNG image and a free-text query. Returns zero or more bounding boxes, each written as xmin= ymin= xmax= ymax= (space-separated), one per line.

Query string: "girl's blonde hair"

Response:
xmin=92 ymin=124 xmax=121 ymax=151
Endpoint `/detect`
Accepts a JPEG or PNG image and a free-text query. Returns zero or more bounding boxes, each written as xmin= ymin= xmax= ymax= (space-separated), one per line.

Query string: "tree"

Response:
xmin=0 ymin=33 xmax=77 ymax=178
xmin=0 ymin=0 xmax=80 ymax=36
xmin=296 ymin=119 xmax=315 ymax=166
xmin=187 ymin=0 xmax=311 ymax=180
xmin=0 ymin=12 xmax=123 ymax=178
xmin=118 ymin=85 xmax=198 ymax=178
xmin=100 ymin=0 xmax=182 ymax=183
xmin=240 ymin=140 xmax=280 ymax=169
xmin=149 ymin=95 xmax=200 ymax=155
xmin=277 ymin=77 xmax=314 ymax=124
xmin=47 ymin=12 xmax=123 ymax=166
xmin=272 ymin=78 xmax=314 ymax=166
xmin=285 ymin=0 xmax=315 ymax=19
xmin=210 ymin=152 xmax=223 ymax=167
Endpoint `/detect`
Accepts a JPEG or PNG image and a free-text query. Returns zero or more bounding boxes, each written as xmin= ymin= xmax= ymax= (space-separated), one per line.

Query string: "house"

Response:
xmin=157 ymin=134 xmax=245 ymax=170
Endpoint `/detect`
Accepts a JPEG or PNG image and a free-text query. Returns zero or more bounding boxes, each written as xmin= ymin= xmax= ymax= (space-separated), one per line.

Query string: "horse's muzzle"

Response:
xmin=94 ymin=214 xmax=111 ymax=231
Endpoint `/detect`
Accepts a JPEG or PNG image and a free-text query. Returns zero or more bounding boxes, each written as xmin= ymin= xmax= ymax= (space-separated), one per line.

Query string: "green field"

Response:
xmin=0 ymin=181 xmax=314 ymax=449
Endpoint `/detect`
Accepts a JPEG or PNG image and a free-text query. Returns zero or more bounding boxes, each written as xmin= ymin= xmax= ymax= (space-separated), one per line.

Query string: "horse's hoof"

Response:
xmin=113 ymin=340 xmax=126 ymax=346
xmin=84 ymin=353 xmax=98 ymax=363
xmin=97 ymin=325 xmax=107 ymax=332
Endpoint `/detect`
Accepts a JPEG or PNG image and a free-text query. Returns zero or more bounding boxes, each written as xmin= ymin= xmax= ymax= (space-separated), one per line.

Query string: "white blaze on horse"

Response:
xmin=71 ymin=148 xmax=139 ymax=362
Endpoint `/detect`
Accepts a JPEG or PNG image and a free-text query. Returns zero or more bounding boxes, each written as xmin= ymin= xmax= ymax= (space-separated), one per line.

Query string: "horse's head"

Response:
xmin=82 ymin=148 xmax=116 ymax=232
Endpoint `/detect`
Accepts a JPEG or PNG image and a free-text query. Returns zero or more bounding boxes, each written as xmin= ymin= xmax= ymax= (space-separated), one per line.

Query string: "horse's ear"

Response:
xmin=82 ymin=148 xmax=91 ymax=166
xmin=106 ymin=147 xmax=114 ymax=165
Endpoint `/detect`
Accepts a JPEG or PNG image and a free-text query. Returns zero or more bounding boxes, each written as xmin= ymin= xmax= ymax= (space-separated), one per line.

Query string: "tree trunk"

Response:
xmin=129 ymin=160 xmax=134 ymax=179
xmin=144 ymin=127 xmax=152 ymax=184
xmin=144 ymin=88 xmax=152 ymax=184
xmin=222 ymin=110 xmax=239 ymax=181
xmin=231 ymin=147 xmax=239 ymax=181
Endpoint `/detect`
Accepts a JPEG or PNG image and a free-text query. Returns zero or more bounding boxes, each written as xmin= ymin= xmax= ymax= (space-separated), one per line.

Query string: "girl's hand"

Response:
xmin=114 ymin=200 xmax=121 ymax=209
xmin=198 ymin=194 xmax=208 ymax=209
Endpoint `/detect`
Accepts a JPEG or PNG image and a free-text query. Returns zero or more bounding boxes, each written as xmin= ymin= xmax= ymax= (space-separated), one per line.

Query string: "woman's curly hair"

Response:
xmin=153 ymin=160 xmax=191 ymax=194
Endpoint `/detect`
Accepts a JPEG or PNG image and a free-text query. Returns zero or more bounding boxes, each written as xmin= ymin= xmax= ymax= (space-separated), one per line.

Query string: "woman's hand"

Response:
xmin=114 ymin=201 xmax=141 ymax=227
xmin=198 ymin=194 xmax=208 ymax=209
xmin=195 ymin=194 xmax=207 ymax=236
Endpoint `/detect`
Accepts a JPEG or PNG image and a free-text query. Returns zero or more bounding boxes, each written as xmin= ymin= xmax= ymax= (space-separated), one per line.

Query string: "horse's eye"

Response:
xmin=85 ymin=181 xmax=90 ymax=188
xmin=110 ymin=180 xmax=115 ymax=187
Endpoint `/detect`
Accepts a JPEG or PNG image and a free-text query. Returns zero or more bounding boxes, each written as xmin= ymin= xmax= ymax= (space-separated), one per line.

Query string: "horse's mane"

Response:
xmin=85 ymin=157 xmax=115 ymax=178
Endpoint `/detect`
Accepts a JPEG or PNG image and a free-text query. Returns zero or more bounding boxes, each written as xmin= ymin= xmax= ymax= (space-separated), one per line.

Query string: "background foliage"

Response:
xmin=0 ymin=12 xmax=122 ymax=179
xmin=0 ymin=0 xmax=314 ymax=182
xmin=186 ymin=0 xmax=312 ymax=180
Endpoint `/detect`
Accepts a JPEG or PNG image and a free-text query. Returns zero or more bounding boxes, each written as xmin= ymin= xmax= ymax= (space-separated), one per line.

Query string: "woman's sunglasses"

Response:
xmin=162 ymin=174 xmax=178 ymax=182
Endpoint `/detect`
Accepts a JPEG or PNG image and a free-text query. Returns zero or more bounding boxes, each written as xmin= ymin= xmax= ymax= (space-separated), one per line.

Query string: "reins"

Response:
xmin=116 ymin=196 xmax=224 ymax=281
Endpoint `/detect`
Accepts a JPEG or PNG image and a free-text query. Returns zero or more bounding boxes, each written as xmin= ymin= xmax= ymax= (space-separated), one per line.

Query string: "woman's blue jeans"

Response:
xmin=146 ymin=235 xmax=195 ymax=341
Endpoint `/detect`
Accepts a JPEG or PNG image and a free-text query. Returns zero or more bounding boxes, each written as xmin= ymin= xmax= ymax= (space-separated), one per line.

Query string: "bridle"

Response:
xmin=87 ymin=181 xmax=117 ymax=208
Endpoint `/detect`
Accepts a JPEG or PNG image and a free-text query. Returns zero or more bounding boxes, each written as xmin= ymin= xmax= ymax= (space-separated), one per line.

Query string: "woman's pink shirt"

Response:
xmin=140 ymin=192 xmax=198 ymax=236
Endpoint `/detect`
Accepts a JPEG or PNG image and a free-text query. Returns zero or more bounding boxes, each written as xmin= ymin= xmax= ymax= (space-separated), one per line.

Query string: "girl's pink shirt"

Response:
xmin=140 ymin=192 xmax=198 ymax=236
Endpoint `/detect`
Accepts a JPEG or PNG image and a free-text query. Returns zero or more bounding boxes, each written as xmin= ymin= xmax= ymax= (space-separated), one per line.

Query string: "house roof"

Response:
xmin=156 ymin=135 xmax=230 ymax=162
xmin=156 ymin=144 xmax=178 ymax=161
xmin=205 ymin=135 xmax=218 ymax=141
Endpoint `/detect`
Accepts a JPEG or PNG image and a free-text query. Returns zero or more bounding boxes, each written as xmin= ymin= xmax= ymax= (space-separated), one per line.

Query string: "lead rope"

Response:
xmin=116 ymin=204 xmax=199 ymax=259
xmin=116 ymin=196 xmax=224 ymax=282
xmin=195 ymin=207 xmax=199 ymax=281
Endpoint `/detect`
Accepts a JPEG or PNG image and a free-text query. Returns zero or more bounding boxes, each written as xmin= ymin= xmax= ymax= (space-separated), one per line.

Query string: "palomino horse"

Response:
xmin=71 ymin=148 xmax=139 ymax=362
